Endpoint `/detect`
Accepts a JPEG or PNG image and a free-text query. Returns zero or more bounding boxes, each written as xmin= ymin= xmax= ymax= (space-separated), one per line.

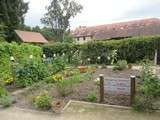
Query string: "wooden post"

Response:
xmin=130 ymin=76 xmax=136 ymax=105
xmin=99 ymin=74 xmax=104 ymax=103
xmin=154 ymin=49 xmax=158 ymax=65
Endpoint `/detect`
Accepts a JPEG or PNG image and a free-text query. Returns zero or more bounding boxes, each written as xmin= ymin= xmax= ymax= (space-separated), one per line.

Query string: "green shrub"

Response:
xmin=0 ymin=42 xmax=42 ymax=84
xmin=51 ymin=56 xmax=66 ymax=74
xmin=34 ymin=92 xmax=52 ymax=110
xmin=15 ymin=60 xmax=49 ymax=87
xmin=0 ymin=86 xmax=12 ymax=108
xmin=133 ymin=63 xmax=160 ymax=111
xmin=0 ymin=95 xmax=13 ymax=108
xmin=113 ymin=60 xmax=128 ymax=71
xmin=43 ymin=43 xmax=80 ymax=62
xmin=0 ymin=86 xmax=8 ymax=97
xmin=87 ymin=91 xmax=97 ymax=102
xmin=133 ymin=95 xmax=154 ymax=112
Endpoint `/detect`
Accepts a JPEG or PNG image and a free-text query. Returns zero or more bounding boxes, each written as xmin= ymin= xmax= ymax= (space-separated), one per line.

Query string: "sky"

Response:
xmin=24 ymin=0 xmax=160 ymax=30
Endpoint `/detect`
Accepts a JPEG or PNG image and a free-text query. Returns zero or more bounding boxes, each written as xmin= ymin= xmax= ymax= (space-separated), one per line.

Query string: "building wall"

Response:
xmin=75 ymin=36 xmax=93 ymax=44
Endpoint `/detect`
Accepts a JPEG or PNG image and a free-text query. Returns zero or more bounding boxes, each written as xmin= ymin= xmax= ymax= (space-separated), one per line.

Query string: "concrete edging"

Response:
xmin=62 ymin=100 xmax=132 ymax=112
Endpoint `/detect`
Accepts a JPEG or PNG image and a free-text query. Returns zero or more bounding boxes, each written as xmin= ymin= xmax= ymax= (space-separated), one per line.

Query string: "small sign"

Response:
xmin=99 ymin=74 xmax=136 ymax=105
xmin=104 ymin=77 xmax=131 ymax=95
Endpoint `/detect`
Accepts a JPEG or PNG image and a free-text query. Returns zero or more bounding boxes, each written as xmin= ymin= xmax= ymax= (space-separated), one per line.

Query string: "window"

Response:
xmin=83 ymin=36 xmax=86 ymax=40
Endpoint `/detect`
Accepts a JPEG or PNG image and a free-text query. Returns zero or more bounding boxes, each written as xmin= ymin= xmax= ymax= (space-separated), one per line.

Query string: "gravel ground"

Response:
xmin=0 ymin=101 xmax=160 ymax=120
xmin=12 ymin=68 xmax=140 ymax=109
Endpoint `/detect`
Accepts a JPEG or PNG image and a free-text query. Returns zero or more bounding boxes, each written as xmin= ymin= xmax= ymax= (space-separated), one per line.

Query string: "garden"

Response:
xmin=0 ymin=36 xmax=160 ymax=112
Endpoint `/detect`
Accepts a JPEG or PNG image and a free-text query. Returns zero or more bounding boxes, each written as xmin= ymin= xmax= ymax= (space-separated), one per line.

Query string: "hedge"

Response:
xmin=0 ymin=42 xmax=42 ymax=81
xmin=43 ymin=36 xmax=160 ymax=64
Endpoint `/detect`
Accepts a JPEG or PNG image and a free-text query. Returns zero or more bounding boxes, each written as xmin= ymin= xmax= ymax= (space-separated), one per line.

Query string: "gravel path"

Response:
xmin=0 ymin=101 xmax=160 ymax=120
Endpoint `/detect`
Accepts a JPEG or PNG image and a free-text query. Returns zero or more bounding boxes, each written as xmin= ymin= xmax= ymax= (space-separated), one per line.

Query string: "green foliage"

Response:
xmin=113 ymin=60 xmax=128 ymax=71
xmin=133 ymin=95 xmax=154 ymax=112
xmin=0 ymin=86 xmax=8 ymax=97
xmin=133 ymin=63 xmax=160 ymax=111
xmin=56 ymin=71 xmax=92 ymax=97
xmin=34 ymin=92 xmax=52 ymax=110
xmin=43 ymin=43 xmax=80 ymax=64
xmin=56 ymin=79 xmax=73 ymax=97
xmin=51 ymin=56 xmax=66 ymax=74
xmin=0 ymin=42 xmax=43 ymax=86
xmin=0 ymin=86 xmax=12 ymax=108
xmin=15 ymin=60 xmax=49 ymax=87
xmin=0 ymin=0 xmax=28 ymax=41
xmin=41 ymin=0 xmax=83 ymax=41
xmin=41 ymin=27 xmax=55 ymax=42
xmin=63 ymin=33 xmax=76 ymax=43
xmin=43 ymin=36 xmax=160 ymax=64
xmin=69 ymin=72 xmax=92 ymax=84
xmin=0 ymin=95 xmax=13 ymax=108
xmin=87 ymin=91 xmax=97 ymax=102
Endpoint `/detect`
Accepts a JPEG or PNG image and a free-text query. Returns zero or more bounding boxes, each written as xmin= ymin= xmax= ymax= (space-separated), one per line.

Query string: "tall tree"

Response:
xmin=0 ymin=0 xmax=28 ymax=42
xmin=41 ymin=0 xmax=83 ymax=42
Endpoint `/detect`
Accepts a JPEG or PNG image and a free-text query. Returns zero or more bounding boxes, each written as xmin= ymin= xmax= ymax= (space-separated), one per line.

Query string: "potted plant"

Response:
xmin=78 ymin=60 xmax=88 ymax=73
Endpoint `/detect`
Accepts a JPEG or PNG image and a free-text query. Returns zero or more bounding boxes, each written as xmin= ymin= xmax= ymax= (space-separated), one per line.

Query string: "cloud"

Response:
xmin=24 ymin=0 xmax=50 ymax=27
xmin=24 ymin=0 xmax=160 ymax=29
xmin=120 ymin=0 xmax=160 ymax=20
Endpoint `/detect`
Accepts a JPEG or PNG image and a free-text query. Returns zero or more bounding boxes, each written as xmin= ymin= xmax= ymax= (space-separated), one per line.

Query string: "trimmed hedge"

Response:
xmin=43 ymin=36 xmax=160 ymax=64
xmin=43 ymin=42 xmax=80 ymax=57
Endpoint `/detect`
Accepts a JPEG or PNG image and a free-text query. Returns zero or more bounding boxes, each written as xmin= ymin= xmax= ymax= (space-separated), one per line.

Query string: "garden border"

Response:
xmin=62 ymin=100 xmax=132 ymax=113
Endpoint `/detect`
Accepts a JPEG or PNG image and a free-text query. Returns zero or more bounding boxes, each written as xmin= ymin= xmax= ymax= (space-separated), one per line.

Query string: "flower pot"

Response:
xmin=51 ymin=100 xmax=63 ymax=113
xmin=78 ymin=66 xmax=87 ymax=73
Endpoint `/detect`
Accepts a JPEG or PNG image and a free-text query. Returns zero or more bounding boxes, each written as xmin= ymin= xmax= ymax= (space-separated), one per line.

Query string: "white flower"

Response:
xmin=62 ymin=53 xmax=65 ymax=56
xmin=54 ymin=54 xmax=56 ymax=57
xmin=107 ymin=56 xmax=110 ymax=60
xmin=87 ymin=58 xmax=91 ymax=61
xmin=29 ymin=55 xmax=33 ymax=59
xmin=97 ymin=56 xmax=101 ymax=60
xmin=10 ymin=56 xmax=15 ymax=61
xmin=43 ymin=54 xmax=46 ymax=58
xmin=94 ymin=78 xmax=100 ymax=83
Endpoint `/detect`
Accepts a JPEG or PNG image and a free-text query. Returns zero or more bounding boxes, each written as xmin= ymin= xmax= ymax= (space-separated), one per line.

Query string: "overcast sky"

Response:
xmin=24 ymin=0 xmax=160 ymax=29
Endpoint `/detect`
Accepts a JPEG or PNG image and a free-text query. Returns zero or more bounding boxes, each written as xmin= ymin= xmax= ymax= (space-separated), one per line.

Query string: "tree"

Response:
xmin=41 ymin=0 xmax=83 ymax=42
xmin=0 ymin=0 xmax=28 ymax=42
xmin=41 ymin=27 xmax=56 ymax=42
xmin=32 ymin=26 xmax=41 ymax=33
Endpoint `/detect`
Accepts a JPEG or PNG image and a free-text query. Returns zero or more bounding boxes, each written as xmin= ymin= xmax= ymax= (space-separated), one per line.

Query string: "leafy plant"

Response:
xmin=33 ymin=91 xmax=52 ymax=110
xmin=0 ymin=86 xmax=13 ymax=108
xmin=133 ymin=63 xmax=160 ymax=111
xmin=56 ymin=79 xmax=73 ymax=97
xmin=113 ymin=60 xmax=128 ymax=71
xmin=0 ymin=42 xmax=42 ymax=85
xmin=15 ymin=60 xmax=49 ymax=87
xmin=51 ymin=56 xmax=66 ymax=74
xmin=87 ymin=91 xmax=97 ymax=102
xmin=0 ymin=95 xmax=13 ymax=108
xmin=0 ymin=86 xmax=8 ymax=97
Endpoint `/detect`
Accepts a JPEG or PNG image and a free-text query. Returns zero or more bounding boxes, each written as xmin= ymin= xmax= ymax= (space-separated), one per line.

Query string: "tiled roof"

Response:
xmin=15 ymin=30 xmax=48 ymax=43
xmin=72 ymin=18 xmax=160 ymax=40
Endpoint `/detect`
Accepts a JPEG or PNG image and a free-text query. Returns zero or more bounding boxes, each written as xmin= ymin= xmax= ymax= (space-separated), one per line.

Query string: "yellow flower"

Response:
xmin=52 ymin=74 xmax=64 ymax=82
xmin=4 ymin=77 xmax=14 ymax=85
